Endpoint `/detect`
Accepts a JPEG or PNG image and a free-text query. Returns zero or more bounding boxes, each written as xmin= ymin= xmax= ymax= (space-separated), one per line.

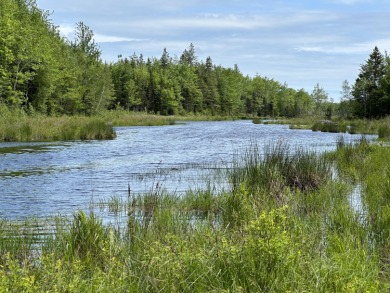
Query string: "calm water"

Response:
xmin=0 ymin=120 xmax=373 ymax=219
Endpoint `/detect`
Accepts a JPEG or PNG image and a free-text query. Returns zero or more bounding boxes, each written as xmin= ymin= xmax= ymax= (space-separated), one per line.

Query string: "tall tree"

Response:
xmin=311 ymin=83 xmax=328 ymax=116
xmin=338 ymin=80 xmax=353 ymax=118
xmin=180 ymin=43 xmax=197 ymax=67
xmin=0 ymin=0 xmax=53 ymax=108
xmin=294 ymin=89 xmax=313 ymax=117
xmin=71 ymin=22 xmax=113 ymax=114
xmin=160 ymin=48 xmax=171 ymax=69
xmin=197 ymin=57 xmax=219 ymax=115
xmin=353 ymin=46 xmax=386 ymax=117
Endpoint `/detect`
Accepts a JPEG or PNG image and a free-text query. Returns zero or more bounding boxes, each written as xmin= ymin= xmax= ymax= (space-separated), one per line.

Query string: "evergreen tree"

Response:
xmin=160 ymin=48 xmax=171 ymax=69
xmin=353 ymin=46 xmax=386 ymax=118
xmin=180 ymin=43 xmax=197 ymax=67
xmin=197 ymin=57 xmax=220 ymax=115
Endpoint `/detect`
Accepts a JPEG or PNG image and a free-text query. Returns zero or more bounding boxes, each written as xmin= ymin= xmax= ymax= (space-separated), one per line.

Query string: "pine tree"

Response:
xmin=353 ymin=46 xmax=386 ymax=117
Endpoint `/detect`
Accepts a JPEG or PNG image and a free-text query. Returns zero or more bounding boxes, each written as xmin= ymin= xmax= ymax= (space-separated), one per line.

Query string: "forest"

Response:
xmin=1 ymin=0 xmax=390 ymax=120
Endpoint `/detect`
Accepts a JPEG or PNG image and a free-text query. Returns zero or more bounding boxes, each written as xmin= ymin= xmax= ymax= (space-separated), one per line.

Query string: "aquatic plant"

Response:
xmin=378 ymin=124 xmax=390 ymax=139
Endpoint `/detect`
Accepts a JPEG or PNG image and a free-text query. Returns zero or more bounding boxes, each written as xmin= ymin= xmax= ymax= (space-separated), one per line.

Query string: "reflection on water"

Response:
xmin=0 ymin=120 xmax=375 ymax=219
xmin=348 ymin=183 xmax=367 ymax=224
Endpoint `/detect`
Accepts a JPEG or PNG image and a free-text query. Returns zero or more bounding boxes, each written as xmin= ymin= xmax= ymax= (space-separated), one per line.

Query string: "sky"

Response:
xmin=35 ymin=0 xmax=390 ymax=102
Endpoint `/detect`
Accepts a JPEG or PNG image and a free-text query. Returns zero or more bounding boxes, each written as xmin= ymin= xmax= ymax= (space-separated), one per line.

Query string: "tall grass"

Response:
xmin=230 ymin=141 xmax=331 ymax=202
xmin=378 ymin=124 xmax=390 ymax=139
xmin=0 ymin=140 xmax=389 ymax=291
xmin=0 ymin=108 xmax=234 ymax=142
xmin=312 ymin=120 xmax=348 ymax=133
xmin=0 ymin=107 xmax=116 ymax=141
xmin=100 ymin=109 xmax=176 ymax=126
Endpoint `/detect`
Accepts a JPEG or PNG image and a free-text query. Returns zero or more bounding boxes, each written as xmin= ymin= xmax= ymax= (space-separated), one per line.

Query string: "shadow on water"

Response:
xmin=0 ymin=142 xmax=72 ymax=155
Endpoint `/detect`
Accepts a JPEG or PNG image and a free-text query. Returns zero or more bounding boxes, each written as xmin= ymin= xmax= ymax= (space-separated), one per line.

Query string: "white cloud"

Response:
xmin=120 ymin=11 xmax=339 ymax=32
xmin=295 ymin=38 xmax=390 ymax=54
xmin=58 ymin=24 xmax=75 ymax=40
xmin=94 ymin=34 xmax=148 ymax=43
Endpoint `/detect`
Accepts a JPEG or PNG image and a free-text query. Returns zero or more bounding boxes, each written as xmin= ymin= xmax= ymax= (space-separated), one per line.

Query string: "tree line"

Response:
xmin=110 ymin=46 xmax=319 ymax=117
xmin=1 ymin=0 xmax=360 ymax=119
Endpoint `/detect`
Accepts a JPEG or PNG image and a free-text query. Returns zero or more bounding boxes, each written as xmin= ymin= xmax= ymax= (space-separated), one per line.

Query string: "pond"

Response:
xmin=0 ymin=120 xmax=374 ymax=219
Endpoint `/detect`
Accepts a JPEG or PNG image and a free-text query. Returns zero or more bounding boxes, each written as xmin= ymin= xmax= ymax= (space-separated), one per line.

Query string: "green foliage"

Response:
xmin=352 ymin=46 xmax=390 ymax=118
xmin=0 ymin=0 xmax=114 ymax=115
xmin=311 ymin=82 xmax=329 ymax=116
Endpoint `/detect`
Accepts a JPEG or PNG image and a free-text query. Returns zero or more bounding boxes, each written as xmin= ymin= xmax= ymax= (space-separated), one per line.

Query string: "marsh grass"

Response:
xmin=100 ymin=110 xmax=176 ymax=126
xmin=0 ymin=107 xmax=116 ymax=141
xmin=0 ymin=107 xmax=235 ymax=142
xmin=0 ymin=140 xmax=389 ymax=291
xmin=271 ymin=116 xmax=390 ymax=136
xmin=230 ymin=141 xmax=331 ymax=199
xmin=378 ymin=124 xmax=390 ymax=139
xmin=312 ymin=120 xmax=348 ymax=133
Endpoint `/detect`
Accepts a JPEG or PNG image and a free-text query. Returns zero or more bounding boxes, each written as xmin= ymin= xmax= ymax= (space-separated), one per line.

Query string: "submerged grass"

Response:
xmin=0 ymin=140 xmax=389 ymax=291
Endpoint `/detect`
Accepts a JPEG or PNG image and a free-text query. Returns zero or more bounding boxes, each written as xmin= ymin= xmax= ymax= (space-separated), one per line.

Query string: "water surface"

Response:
xmin=0 ymin=120 xmax=373 ymax=219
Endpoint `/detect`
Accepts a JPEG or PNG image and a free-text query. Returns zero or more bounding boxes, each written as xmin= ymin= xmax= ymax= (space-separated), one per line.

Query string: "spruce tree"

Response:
xmin=353 ymin=46 xmax=386 ymax=117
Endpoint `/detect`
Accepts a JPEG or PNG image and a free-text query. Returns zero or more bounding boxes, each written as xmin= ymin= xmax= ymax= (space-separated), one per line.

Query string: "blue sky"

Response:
xmin=35 ymin=0 xmax=390 ymax=101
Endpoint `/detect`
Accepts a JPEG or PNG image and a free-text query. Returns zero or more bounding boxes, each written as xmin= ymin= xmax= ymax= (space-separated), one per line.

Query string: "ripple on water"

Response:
xmin=0 ymin=120 xmax=377 ymax=219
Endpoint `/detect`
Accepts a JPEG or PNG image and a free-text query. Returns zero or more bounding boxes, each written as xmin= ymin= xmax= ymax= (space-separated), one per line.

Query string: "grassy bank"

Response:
xmin=255 ymin=115 xmax=390 ymax=137
xmin=0 ymin=107 xmax=117 ymax=142
xmin=0 ymin=114 xmax=116 ymax=142
xmin=0 ymin=106 xmax=237 ymax=142
xmin=0 ymin=108 xmax=179 ymax=142
xmin=0 ymin=140 xmax=389 ymax=291
xmin=310 ymin=117 xmax=390 ymax=136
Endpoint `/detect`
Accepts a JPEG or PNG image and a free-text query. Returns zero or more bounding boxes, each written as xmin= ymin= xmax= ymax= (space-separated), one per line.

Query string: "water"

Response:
xmin=348 ymin=183 xmax=367 ymax=224
xmin=0 ymin=120 xmax=374 ymax=219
